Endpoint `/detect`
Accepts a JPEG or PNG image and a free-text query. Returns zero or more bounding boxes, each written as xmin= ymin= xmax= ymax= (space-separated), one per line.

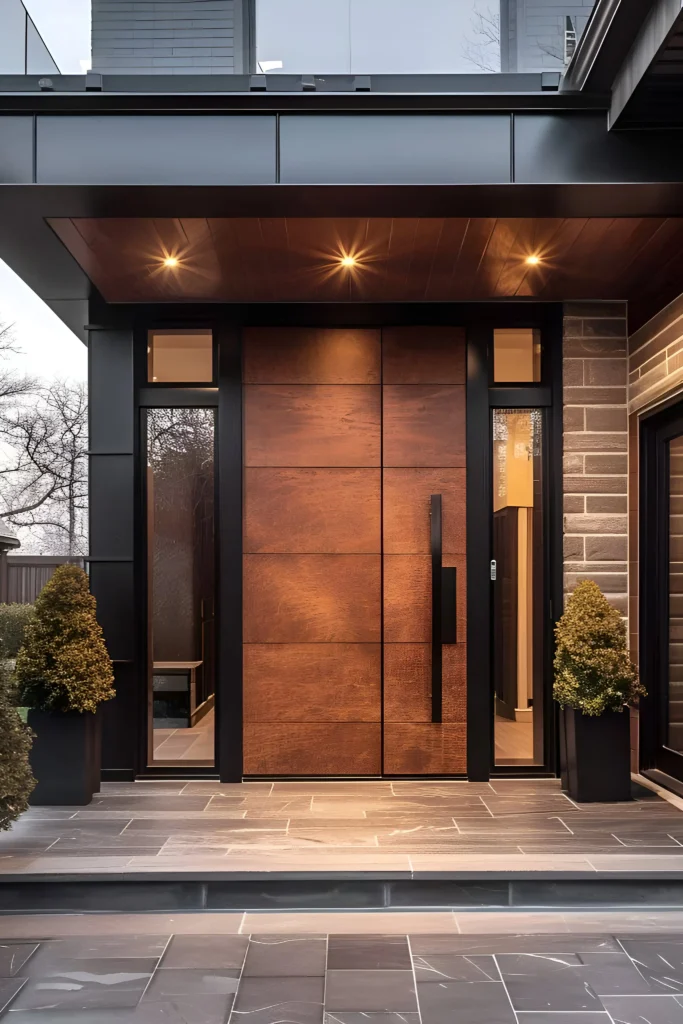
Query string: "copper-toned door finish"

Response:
xmin=243 ymin=328 xmax=382 ymax=776
xmin=382 ymin=327 xmax=467 ymax=775
xmin=242 ymin=325 xmax=466 ymax=776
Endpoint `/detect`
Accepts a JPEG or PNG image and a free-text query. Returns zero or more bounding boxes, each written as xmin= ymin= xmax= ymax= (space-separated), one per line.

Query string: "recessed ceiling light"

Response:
xmin=525 ymin=254 xmax=541 ymax=266
xmin=339 ymin=254 xmax=357 ymax=268
xmin=163 ymin=256 xmax=179 ymax=268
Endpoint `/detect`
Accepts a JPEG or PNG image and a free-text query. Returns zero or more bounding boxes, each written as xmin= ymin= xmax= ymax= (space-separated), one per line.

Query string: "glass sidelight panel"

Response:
xmin=668 ymin=436 xmax=683 ymax=753
xmin=492 ymin=408 xmax=544 ymax=766
xmin=146 ymin=408 xmax=216 ymax=766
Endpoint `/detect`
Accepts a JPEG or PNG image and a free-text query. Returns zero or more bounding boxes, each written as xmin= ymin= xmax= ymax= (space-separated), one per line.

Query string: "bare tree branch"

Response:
xmin=0 ymin=379 xmax=88 ymax=555
xmin=461 ymin=4 xmax=501 ymax=73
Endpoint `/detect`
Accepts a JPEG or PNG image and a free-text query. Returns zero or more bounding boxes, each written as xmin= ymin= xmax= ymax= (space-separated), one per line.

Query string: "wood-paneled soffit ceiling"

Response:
xmin=48 ymin=217 xmax=683 ymax=325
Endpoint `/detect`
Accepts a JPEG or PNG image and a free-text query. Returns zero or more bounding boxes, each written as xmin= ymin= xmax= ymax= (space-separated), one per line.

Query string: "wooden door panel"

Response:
xmin=382 ymin=327 xmax=466 ymax=384
xmin=244 ymin=328 xmax=381 ymax=384
xmin=244 ymin=385 xmax=381 ymax=467
xmin=383 ymin=385 xmax=466 ymax=467
xmin=244 ymin=723 xmax=381 ymax=775
xmin=384 ymin=554 xmax=466 ymax=643
xmin=383 ymin=468 xmax=466 ymax=555
xmin=383 ymin=724 xmax=467 ymax=774
xmin=383 ymin=643 xmax=466 ymax=723
xmin=244 ymin=468 xmax=381 ymax=554
xmin=244 ymin=644 xmax=381 ymax=722
xmin=244 ymin=554 xmax=381 ymax=643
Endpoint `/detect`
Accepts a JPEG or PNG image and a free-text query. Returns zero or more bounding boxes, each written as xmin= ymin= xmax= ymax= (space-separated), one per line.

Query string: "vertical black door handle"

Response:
xmin=430 ymin=494 xmax=457 ymax=725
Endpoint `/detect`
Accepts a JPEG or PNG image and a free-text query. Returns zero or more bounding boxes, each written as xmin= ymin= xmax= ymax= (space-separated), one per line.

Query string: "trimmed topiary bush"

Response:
xmin=15 ymin=565 xmax=115 ymax=714
xmin=0 ymin=603 xmax=35 ymax=658
xmin=0 ymin=644 xmax=35 ymax=830
xmin=554 ymin=579 xmax=644 ymax=716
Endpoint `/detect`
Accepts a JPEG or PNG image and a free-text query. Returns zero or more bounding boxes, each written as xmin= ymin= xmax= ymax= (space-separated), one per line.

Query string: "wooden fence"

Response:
xmin=0 ymin=556 xmax=86 ymax=605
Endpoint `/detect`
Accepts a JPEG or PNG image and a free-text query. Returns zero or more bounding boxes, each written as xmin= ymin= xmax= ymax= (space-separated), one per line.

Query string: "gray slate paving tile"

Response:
xmin=243 ymin=937 xmax=326 ymax=976
xmin=16 ymin=937 xmax=169 ymax=961
xmin=160 ymin=935 xmax=248 ymax=970
xmin=327 ymin=936 xmax=411 ymax=970
xmin=516 ymin=1015 xmax=609 ymax=1023
xmin=11 ymin=958 xmax=154 ymax=1011
xmin=602 ymin=995 xmax=683 ymax=1022
xmin=416 ymin=980 xmax=516 ymax=1024
xmin=325 ymin=971 xmax=417 ymax=1011
xmin=3 ymin=996 xmax=233 ymax=1022
xmin=0 ymin=943 xmax=39 ymax=977
xmin=233 ymin=976 xmax=324 ymax=1023
xmin=618 ymin=939 xmax=683 ymax=992
xmin=143 ymin=968 xmax=240 ymax=1000
xmin=324 ymin=1016 xmax=420 ymax=1024
xmin=496 ymin=953 xmax=605 ymax=1012
xmin=17 ymin=952 xmax=160 ymax=977
xmin=0 ymin=977 xmax=25 ymax=1013
xmin=412 ymin=953 xmax=500 ymax=982
xmin=409 ymin=935 xmax=620 ymax=954
xmin=323 ymin=1015 xmax=419 ymax=1024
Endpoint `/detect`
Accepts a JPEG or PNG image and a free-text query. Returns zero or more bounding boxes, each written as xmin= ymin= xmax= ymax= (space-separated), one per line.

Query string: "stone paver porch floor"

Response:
xmin=5 ymin=913 xmax=683 ymax=1021
xmin=1 ymin=777 xmax=683 ymax=878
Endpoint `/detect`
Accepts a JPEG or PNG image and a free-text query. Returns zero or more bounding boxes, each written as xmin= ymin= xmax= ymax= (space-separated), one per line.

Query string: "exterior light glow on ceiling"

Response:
xmin=163 ymin=256 xmax=180 ymax=268
xmin=525 ymin=254 xmax=541 ymax=266
xmin=340 ymin=254 xmax=357 ymax=268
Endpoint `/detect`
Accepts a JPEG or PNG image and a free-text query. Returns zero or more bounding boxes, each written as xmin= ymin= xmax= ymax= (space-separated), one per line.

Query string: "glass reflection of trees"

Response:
xmin=147 ymin=408 xmax=216 ymax=716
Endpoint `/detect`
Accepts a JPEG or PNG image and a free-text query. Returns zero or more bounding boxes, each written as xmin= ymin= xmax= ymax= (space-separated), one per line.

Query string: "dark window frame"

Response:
xmin=640 ymin=398 xmax=683 ymax=785
xmin=146 ymin=326 xmax=218 ymax=388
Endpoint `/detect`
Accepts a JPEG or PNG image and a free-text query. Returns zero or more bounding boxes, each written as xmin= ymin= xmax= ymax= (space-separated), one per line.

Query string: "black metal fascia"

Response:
xmin=562 ymin=0 xmax=647 ymax=94
xmin=0 ymin=83 xmax=609 ymax=115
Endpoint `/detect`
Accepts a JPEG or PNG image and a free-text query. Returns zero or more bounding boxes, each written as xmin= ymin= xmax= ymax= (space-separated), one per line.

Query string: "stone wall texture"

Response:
xmin=563 ymin=302 xmax=629 ymax=618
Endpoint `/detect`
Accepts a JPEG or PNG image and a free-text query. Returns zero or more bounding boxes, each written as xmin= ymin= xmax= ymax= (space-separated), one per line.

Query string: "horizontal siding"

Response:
xmin=91 ymin=0 xmax=239 ymax=74
xmin=628 ymin=293 xmax=683 ymax=414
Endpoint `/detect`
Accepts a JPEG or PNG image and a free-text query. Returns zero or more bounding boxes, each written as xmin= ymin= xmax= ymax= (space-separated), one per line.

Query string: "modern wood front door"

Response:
xmin=242 ymin=326 xmax=466 ymax=776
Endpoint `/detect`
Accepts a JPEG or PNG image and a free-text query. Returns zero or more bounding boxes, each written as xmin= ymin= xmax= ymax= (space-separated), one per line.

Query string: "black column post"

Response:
xmin=466 ymin=323 xmax=492 ymax=781
xmin=217 ymin=324 xmax=243 ymax=781
xmin=88 ymin=308 xmax=139 ymax=781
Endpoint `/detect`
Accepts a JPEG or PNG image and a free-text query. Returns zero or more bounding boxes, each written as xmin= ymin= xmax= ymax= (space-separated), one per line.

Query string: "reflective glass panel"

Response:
xmin=148 ymin=330 xmax=213 ymax=384
xmin=255 ymin=1 xmax=598 ymax=75
xmin=147 ymin=408 xmax=216 ymax=766
xmin=493 ymin=408 xmax=544 ymax=766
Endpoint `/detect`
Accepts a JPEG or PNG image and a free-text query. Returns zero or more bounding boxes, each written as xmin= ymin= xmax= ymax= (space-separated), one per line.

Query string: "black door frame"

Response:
xmin=466 ymin=305 xmax=563 ymax=780
xmin=122 ymin=301 xmax=562 ymax=781
xmin=639 ymin=397 xmax=683 ymax=783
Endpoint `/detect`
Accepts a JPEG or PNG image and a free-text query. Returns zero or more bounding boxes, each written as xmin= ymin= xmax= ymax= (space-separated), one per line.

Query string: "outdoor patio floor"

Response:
xmin=5 ymin=914 xmax=683 ymax=1021
xmin=2 ymin=777 xmax=683 ymax=878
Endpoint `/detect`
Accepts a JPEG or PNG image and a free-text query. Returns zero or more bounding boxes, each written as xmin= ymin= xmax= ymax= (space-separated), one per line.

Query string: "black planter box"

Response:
xmin=27 ymin=709 xmax=102 ymax=806
xmin=563 ymin=706 xmax=632 ymax=803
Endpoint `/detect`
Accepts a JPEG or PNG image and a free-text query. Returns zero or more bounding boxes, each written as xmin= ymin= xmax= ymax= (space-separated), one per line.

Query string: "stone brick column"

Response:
xmin=562 ymin=302 xmax=629 ymax=617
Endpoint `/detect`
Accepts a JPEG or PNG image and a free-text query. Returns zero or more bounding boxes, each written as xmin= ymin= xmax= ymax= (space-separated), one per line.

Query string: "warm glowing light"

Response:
xmin=525 ymin=254 xmax=541 ymax=266
xmin=163 ymin=256 xmax=179 ymax=268
xmin=340 ymin=254 xmax=357 ymax=268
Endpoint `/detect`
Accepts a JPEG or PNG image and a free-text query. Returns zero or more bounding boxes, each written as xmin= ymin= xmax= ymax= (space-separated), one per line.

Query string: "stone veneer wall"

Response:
xmin=563 ymin=302 xmax=629 ymax=618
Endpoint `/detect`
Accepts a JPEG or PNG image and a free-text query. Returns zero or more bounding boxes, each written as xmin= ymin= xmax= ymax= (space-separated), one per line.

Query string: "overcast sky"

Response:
xmin=0 ymin=0 xmax=90 ymax=384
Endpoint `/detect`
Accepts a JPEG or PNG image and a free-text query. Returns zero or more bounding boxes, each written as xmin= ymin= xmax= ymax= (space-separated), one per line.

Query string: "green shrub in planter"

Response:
xmin=554 ymin=579 xmax=644 ymax=715
xmin=15 ymin=565 xmax=114 ymax=713
xmin=15 ymin=566 xmax=114 ymax=805
xmin=0 ymin=645 xmax=35 ymax=830
xmin=554 ymin=580 xmax=644 ymax=802
xmin=0 ymin=603 xmax=35 ymax=659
